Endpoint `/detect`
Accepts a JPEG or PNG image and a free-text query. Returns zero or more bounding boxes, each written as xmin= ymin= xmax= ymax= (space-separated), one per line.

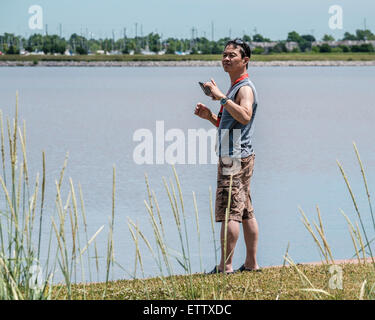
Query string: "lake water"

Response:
xmin=1 ymin=66 xmax=375 ymax=282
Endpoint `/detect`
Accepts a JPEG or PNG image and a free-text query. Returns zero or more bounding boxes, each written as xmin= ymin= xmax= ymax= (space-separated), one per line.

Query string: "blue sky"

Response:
xmin=0 ymin=0 xmax=374 ymax=40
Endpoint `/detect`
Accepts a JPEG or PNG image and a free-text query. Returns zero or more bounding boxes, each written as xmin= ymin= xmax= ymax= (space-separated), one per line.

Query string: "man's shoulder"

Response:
xmin=235 ymin=84 xmax=254 ymax=102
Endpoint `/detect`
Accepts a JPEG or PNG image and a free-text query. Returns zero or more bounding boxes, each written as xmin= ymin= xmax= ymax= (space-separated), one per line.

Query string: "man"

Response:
xmin=194 ymin=39 xmax=260 ymax=274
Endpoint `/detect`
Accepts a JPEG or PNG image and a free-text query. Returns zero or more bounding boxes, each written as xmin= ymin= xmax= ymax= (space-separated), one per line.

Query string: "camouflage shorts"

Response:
xmin=215 ymin=154 xmax=255 ymax=223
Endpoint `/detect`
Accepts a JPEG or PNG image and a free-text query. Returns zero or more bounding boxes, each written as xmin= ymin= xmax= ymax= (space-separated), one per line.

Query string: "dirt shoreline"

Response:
xmin=264 ymin=257 xmax=375 ymax=269
xmin=1 ymin=60 xmax=375 ymax=67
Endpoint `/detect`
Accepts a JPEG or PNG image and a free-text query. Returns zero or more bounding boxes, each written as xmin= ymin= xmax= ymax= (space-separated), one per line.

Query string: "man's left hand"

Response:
xmin=204 ymin=78 xmax=225 ymax=101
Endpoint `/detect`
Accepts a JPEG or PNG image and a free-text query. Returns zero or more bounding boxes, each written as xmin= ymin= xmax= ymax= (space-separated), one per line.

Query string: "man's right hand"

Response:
xmin=194 ymin=103 xmax=212 ymax=120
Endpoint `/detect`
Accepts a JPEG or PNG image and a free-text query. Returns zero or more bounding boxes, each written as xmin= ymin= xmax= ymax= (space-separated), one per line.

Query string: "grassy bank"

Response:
xmin=0 ymin=52 xmax=375 ymax=62
xmin=1 ymin=94 xmax=375 ymax=300
xmin=52 ymin=262 xmax=375 ymax=300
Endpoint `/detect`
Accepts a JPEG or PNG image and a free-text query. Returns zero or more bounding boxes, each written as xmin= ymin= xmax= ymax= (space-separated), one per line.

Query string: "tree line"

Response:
xmin=0 ymin=29 xmax=374 ymax=55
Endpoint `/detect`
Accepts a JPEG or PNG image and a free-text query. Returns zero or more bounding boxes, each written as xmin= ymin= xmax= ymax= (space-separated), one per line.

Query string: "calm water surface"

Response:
xmin=0 ymin=66 xmax=375 ymax=281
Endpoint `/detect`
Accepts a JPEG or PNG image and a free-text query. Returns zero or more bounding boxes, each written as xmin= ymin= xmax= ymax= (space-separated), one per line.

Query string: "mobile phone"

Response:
xmin=199 ymin=82 xmax=212 ymax=97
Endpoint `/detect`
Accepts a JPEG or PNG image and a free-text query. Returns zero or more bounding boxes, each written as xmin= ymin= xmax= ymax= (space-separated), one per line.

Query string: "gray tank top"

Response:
xmin=217 ymin=77 xmax=259 ymax=158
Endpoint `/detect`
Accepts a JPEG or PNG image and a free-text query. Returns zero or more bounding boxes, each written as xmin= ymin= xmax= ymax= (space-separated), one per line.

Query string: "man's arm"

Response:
xmin=194 ymin=103 xmax=218 ymax=127
xmin=203 ymin=79 xmax=254 ymax=125
xmin=208 ymin=110 xmax=218 ymax=127
xmin=223 ymin=86 xmax=254 ymax=125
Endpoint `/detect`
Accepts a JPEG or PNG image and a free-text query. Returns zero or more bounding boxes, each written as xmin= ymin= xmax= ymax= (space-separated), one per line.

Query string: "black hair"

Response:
xmin=224 ymin=38 xmax=251 ymax=69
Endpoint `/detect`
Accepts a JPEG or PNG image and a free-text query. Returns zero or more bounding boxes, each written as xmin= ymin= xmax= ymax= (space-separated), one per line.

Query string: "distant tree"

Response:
xmin=319 ymin=43 xmax=332 ymax=53
xmin=342 ymin=32 xmax=357 ymax=40
xmin=199 ymin=38 xmax=211 ymax=54
xmin=338 ymin=45 xmax=350 ymax=52
xmin=88 ymin=39 xmax=101 ymax=53
xmin=165 ymin=39 xmax=176 ymax=54
xmin=243 ymin=34 xmax=251 ymax=42
xmin=146 ymin=33 xmax=161 ymax=53
xmin=291 ymin=47 xmax=301 ymax=53
xmin=76 ymin=46 xmax=88 ymax=55
xmin=70 ymin=33 xmax=89 ymax=53
xmin=190 ymin=47 xmax=198 ymax=54
xmin=42 ymin=35 xmax=66 ymax=54
xmin=287 ymin=31 xmax=314 ymax=52
xmin=211 ymin=41 xmax=222 ymax=54
xmin=26 ymin=33 xmax=44 ymax=52
xmin=6 ymin=45 xmax=19 ymax=54
xmin=253 ymin=47 xmax=265 ymax=54
xmin=252 ymin=34 xmax=271 ymax=42
xmin=301 ymin=34 xmax=316 ymax=42
xmin=311 ymin=46 xmax=320 ymax=53
xmin=355 ymin=29 xmax=375 ymax=40
xmin=322 ymin=34 xmax=335 ymax=41
xmin=300 ymin=35 xmax=315 ymax=51
xmin=268 ymin=41 xmax=287 ymax=53
xmin=287 ymin=31 xmax=302 ymax=43
xmin=351 ymin=43 xmax=374 ymax=52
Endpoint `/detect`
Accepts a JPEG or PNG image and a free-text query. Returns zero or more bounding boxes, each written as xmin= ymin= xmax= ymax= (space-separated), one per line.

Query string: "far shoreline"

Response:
xmin=1 ymin=60 xmax=375 ymax=67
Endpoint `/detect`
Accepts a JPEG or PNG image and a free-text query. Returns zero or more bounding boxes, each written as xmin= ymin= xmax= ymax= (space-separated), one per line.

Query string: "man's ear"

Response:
xmin=243 ymin=56 xmax=250 ymax=65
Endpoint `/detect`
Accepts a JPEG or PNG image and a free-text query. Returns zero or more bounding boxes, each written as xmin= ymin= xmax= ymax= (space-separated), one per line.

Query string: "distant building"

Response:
xmin=249 ymin=41 xmax=278 ymax=50
xmin=285 ymin=42 xmax=299 ymax=51
xmin=312 ymin=40 xmax=375 ymax=47
xmin=249 ymin=41 xmax=298 ymax=52
xmin=30 ymin=50 xmax=45 ymax=55
xmin=141 ymin=49 xmax=156 ymax=55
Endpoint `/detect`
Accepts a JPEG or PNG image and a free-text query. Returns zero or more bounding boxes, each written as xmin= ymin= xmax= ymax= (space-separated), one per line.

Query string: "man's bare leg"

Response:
xmin=219 ymin=220 xmax=240 ymax=272
xmin=242 ymin=217 xmax=259 ymax=270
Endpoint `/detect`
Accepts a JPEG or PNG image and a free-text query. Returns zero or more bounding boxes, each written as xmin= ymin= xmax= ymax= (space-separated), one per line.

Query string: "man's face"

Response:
xmin=222 ymin=44 xmax=248 ymax=72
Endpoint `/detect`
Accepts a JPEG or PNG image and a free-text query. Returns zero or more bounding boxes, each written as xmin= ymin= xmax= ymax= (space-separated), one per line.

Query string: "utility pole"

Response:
xmin=135 ymin=22 xmax=138 ymax=51
xmin=191 ymin=27 xmax=194 ymax=50
xmin=112 ymin=29 xmax=115 ymax=52
xmin=140 ymin=24 xmax=143 ymax=49
xmin=123 ymin=27 xmax=126 ymax=51
xmin=211 ymin=21 xmax=214 ymax=41
xmin=59 ymin=23 xmax=62 ymax=38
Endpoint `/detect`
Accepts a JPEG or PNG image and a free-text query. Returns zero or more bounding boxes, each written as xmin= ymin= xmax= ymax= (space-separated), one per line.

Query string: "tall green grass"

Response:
xmin=0 ymin=94 xmax=118 ymax=299
xmin=1 ymin=94 xmax=375 ymax=300
xmin=293 ymin=142 xmax=375 ymax=298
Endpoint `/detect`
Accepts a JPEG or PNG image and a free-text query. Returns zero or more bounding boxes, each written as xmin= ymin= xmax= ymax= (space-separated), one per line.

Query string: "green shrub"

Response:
xmin=253 ymin=47 xmax=265 ymax=54
xmin=339 ymin=45 xmax=350 ymax=53
xmin=319 ymin=44 xmax=332 ymax=53
xmin=351 ymin=44 xmax=374 ymax=52
xmin=331 ymin=47 xmax=343 ymax=53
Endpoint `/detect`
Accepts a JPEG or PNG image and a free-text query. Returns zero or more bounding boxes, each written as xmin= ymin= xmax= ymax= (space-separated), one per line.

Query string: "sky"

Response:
xmin=0 ymin=0 xmax=374 ymax=41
